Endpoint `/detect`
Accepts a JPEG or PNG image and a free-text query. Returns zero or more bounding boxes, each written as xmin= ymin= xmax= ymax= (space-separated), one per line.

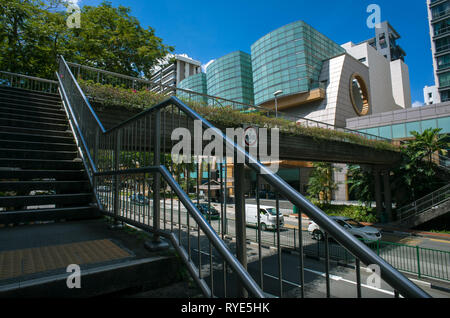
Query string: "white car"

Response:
xmin=308 ymin=216 xmax=382 ymax=241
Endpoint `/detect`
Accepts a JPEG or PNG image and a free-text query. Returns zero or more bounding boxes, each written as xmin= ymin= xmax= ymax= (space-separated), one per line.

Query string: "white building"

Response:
xmin=423 ymin=85 xmax=439 ymax=105
xmin=342 ymin=41 xmax=412 ymax=111
xmin=150 ymin=54 xmax=202 ymax=93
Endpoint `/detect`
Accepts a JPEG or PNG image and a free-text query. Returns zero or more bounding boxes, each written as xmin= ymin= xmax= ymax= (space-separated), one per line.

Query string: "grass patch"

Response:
xmin=79 ymin=80 xmax=400 ymax=153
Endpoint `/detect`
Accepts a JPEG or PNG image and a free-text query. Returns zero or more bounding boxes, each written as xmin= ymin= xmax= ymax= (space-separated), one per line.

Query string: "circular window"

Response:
xmin=349 ymin=74 xmax=370 ymax=116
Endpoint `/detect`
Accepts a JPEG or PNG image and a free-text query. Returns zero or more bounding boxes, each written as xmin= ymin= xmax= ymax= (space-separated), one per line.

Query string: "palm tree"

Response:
xmin=408 ymin=128 xmax=449 ymax=170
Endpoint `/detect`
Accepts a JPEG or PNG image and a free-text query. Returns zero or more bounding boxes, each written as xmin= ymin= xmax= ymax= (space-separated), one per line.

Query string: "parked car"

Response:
xmin=245 ymin=204 xmax=284 ymax=231
xmin=129 ymin=194 xmax=150 ymax=206
xmin=308 ymin=216 xmax=382 ymax=241
xmin=195 ymin=203 xmax=220 ymax=220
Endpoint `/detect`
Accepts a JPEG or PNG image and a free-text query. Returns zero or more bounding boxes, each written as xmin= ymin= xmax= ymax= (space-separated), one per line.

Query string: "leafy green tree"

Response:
xmin=347 ymin=165 xmax=374 ymax=209
xmin=307 ymin=162 xmax=341 ymax=205
xmin=0 ymin=0 xmax=173 ymax=78
xmin=392 ymin=128 xmax=449 ymax=205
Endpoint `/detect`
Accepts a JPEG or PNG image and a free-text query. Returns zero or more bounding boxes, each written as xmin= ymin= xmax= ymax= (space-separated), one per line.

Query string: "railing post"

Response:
xmin=234 ymin=161 xmax=248 ymax=298
xmin=416 ymin=246 xmax=421 ymax=279
xmin=111 ymin=130 xmax=122 ymax=229
xmin=146 ymin=109 xmax=169 ymax=251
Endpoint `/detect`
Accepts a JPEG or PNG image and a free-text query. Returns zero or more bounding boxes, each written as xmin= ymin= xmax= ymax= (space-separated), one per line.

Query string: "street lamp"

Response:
xmin=273 ymin=90 xmax=283 ymax=118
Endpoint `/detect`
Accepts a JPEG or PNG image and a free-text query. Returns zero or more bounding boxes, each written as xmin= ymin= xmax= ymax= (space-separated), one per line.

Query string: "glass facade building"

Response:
xmin=357 ymin=116 xmax=450 ymax=139
xmin=206 ymin=51 xmax=254 ymax=105
xmin=177 ymin=72 xmax=208 ymax=104
xmin=428 ymin=0 xmax=450 ymax=102
xmin=251 ymin=20 xmax=345 ymax=105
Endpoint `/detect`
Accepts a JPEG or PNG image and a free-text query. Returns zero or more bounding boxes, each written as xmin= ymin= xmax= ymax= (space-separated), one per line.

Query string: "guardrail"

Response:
xmin=57 ymin=55 xmax=430 ymax=298
xmin=0 ymin=71 xmax=59 ymax=94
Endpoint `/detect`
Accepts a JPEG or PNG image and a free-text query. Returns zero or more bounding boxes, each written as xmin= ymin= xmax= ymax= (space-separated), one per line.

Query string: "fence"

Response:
xmin=205 ymin=218 xmax=450 ymax=282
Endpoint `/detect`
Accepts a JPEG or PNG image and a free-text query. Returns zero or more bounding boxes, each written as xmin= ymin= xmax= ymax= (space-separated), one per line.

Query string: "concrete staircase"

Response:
xmin=0 ymin=86 xmax=100 ymax=224
xmin=393 ymin=184 xmax=450 ymax=229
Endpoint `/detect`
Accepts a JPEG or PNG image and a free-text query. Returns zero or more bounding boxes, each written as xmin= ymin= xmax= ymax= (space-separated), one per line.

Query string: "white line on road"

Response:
xmin=301 ymin=267 xmax=402 ymax=297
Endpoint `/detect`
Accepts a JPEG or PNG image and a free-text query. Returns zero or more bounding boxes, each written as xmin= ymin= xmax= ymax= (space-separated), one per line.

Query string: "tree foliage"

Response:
xmin=0 ymin=0 xmax=173 ymax=78
xmin=392 ymin=128 xmax=449 ymax=205
xmin=307 ymin=162 xmax=341 ymax=205
xmin=347 ymin=165 xmax=374 ymax=209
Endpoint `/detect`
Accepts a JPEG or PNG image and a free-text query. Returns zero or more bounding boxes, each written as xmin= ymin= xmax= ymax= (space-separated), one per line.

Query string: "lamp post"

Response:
xmin=273 ymin=90 xmax=283 ymax=118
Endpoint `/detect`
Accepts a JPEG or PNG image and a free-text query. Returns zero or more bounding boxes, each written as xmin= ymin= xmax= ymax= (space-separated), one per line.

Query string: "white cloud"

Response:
xmin=412 ymin=101 xmax=423 ymax=108
xmin=201 ymin=59 xmax=215 ymax=73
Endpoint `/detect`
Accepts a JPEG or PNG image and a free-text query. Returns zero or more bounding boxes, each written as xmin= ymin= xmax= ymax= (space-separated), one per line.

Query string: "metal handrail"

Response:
xmin=57 ymin=55 xmax=430 ymax=298
xmin=57 ymin=56 xmax=265 ymax=298
xmin=66 ymin=61 xmax=392 ymax=143
xmin=0 ymin=71 xmax=59 ymax=94
xmin=397 ymin=184 xmax=450 ymax=221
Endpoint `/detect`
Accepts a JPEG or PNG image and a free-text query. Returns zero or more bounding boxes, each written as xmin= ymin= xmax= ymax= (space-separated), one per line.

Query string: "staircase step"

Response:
xmin=0 ymin=180 xmax=90 ymax=193
xmin=0 ymin=90 xmax=61 ymax=104
xmin=0 ymin=148 xmax=78 ymax=161
xmin=0 ymin=111 xmax=68 ymax=126
xmin=0 ymin=105 xmax=67 ymax=120
xmin=0 ymin=169 xmax=86 ymax=181
xmin=0 ymin=158 xmax=84 ymax=170
xmin=0 ymin=117 xmax=68 ymax=131
xmin=0 ymin=193 xmax=93 ymax=208
xmin=0 ymin=139 xmax=77 ymax=152
xmin=0 ymin=206 xmax=100 ymax=224
xmin=0 ymin=96 xmax=61 ymax=109
xmin=0 ymin=127 xmax=74 ymax=140
xmin=0 ymin=86 xmax=60 ymax=100
xmin=0 ymin=101 xmax=65 ymax=114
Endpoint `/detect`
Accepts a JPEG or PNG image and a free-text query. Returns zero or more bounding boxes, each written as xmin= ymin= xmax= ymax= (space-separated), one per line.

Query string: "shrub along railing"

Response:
xmin=56 ymin=55 xmax=430 ymax=298
xmin=66 ymin=61 xmax=392 ymax=144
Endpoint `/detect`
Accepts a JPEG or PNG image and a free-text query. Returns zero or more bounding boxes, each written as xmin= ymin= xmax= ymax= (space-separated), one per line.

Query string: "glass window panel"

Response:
xmin=379 ymin=126 xmax=392 ymax=139
xmin=406 ymin=122 xmax=421 ymax=137
xmin=392 ymin=124 xmax=406 ymax=139
xmin=437 ymin=117 xmax=450 ymax=133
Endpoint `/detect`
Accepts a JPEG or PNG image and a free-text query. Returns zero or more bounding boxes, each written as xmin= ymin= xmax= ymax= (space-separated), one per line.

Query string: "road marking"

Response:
xmin=300 ymin=267 xmax=402 ymax=297
xmin=429 ymin=239 xmax=450 ymax=244
xmin=264 ymin=273 xmax=302 ymax=288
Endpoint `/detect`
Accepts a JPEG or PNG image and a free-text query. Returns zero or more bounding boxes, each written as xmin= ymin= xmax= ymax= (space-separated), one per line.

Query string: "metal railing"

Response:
xmin=396 ymin=184 xmax=450 ymax=222
xmin=57 ymin=55 xmax=430 ymax=298
xmin=0 ymin=71 xmax=59 ymax=94
xmin=66 ymin=61 xmax=392 ymax=144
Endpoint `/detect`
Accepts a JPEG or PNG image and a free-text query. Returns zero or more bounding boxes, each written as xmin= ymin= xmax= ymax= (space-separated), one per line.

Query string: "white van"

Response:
xmin=245 ymin=204 xmax=284 ymax=231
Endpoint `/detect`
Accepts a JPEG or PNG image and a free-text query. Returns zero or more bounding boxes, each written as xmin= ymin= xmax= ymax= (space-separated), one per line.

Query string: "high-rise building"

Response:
xmin=364 ymin=21 xmax=406 ymax=62
xmin=427 ymin=0 xmax=450 ymax=103
xmin=206 ymin=51 xmax=254 ymax=105
xmin=251 ymin=20 xmax=345 ymax=107
xmin=177 ymin=72 xmax=208 ymax=104
xmin=150 ymin=54 xmax=202 ymax=93
xmin=424 ymin=85 xmax=439 ymax=105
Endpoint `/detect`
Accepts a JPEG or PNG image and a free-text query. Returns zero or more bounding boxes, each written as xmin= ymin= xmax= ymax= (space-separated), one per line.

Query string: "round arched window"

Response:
xmin=349 ymin=74 xmax=370 ymax=116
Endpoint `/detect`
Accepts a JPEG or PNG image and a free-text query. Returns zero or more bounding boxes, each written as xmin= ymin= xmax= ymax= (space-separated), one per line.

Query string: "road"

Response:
xmin=99 ymin=194 xmax=450 ymax=296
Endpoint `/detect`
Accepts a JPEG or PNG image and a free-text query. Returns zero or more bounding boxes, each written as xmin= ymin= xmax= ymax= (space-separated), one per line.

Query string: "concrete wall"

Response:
xmin=390 ymin=59 xmax=412 ymax=109
xmin=282 ymin=53 xmax=371 ymax=128
xmin=342 ymin=42 xmax=404 ymax=114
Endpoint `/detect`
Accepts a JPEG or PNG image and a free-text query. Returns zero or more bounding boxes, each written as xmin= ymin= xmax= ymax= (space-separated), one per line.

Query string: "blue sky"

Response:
xmin=76 ymin=0 xmax=434 ymax=105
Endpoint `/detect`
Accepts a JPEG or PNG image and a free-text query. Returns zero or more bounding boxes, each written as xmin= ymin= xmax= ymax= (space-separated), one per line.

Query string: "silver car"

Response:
xmin=308 ymin=216 xmax=382 ymax=241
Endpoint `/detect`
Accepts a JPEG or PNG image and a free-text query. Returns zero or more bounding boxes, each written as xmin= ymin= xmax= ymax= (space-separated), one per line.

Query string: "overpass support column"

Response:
xmin=373 ymin=168 xmax=383 ymax=221
xmin=382 ymin=170 xmax=393 ymax=223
